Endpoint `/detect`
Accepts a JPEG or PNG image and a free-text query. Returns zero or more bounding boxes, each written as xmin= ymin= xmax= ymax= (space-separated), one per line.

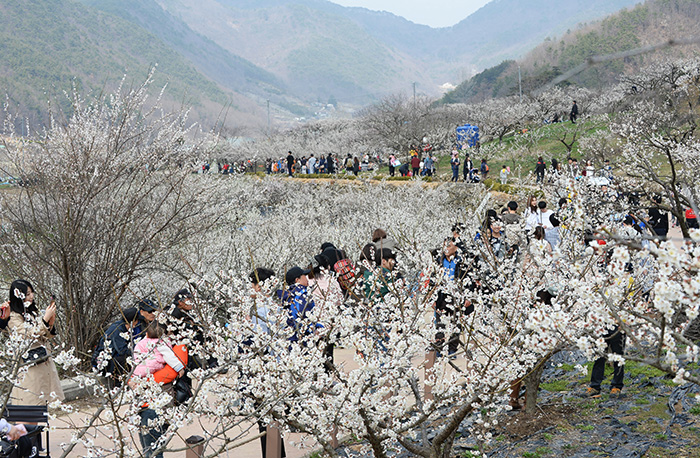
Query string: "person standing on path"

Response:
xmin=286 ymin=151 xmax=295 ymax=177
xmin=463 ymin=154 xmax=473 ymax=182
xmin=411 ymin=154 xmax=420 ymax=178
xmin=570 ymin=100 xmax=579 ymax=123
xmin=450 ymin=153 xmax=460 ymax=182
xmin=480 ymin=159 xmax=489 ymax=180
xmin=535 ymin=156 xmax=546 ymax=184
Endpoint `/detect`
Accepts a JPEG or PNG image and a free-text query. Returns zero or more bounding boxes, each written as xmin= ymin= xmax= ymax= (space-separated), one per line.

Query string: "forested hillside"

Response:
xmin=0 ymin=0 xmax=246 ymax=127
xmin=155 ymin=0 xmax=642 ymax=102
xmin=0 ymin=0 xmax=657 ymax=130
xmin=81 ymin=0 xmax=287 ymax=101
xmin=442 ymin=0 xmax=700 ymax=103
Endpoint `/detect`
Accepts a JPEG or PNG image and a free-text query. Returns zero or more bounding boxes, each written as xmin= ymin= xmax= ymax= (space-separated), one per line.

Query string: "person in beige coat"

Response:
xmin=6 ymin=279 xmax=64 ymax=406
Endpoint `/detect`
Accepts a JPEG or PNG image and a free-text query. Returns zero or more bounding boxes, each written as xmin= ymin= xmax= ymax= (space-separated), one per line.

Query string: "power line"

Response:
xmin=534 ymin=35 xmax=700 ymax=95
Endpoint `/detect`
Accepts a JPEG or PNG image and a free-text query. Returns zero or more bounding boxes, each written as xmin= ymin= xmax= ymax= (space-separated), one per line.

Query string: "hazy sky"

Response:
xmin=329 ymin=0 xmax=492 ymax=28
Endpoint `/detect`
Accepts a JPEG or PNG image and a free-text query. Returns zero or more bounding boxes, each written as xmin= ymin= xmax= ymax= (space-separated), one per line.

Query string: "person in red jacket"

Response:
xmin=411 ymin=155 xmax=420 ymax=177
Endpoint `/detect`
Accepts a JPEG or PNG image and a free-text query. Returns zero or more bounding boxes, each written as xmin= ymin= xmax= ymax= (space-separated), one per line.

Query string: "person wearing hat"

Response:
xmin=279 ymin=266 xmax=319 ymax=342
xmin=132 ymin=298 xmax=158 ymax=340
xmin=167 ymin=289 xmax=198 ymax=334
xmin=166 ymin=288 xmax=211 ymax=369
xmin=92 ymin=307 xmax=141 ymax=385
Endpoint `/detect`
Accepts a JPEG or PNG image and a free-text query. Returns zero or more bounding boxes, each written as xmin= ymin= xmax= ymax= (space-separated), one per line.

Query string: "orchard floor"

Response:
xmin=49 ymin=346 xmax=468 ymax=458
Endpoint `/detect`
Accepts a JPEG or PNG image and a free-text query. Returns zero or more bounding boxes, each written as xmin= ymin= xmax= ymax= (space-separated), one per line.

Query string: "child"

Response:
xmin=132 ymin=321 xmax=184 ymax=378
xmin=500 ymin=165 xmax=510 ymax=184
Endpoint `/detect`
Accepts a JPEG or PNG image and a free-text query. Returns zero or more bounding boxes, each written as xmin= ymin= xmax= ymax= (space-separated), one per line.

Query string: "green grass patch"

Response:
xmin=523 ymin=447 xmax=552 ymax=458
xmin=540 ymin=380 xmax=570 ymax=392
xmin=625 ymin=361 xmax=667 ymax=378
xmin=578 ymin=424 xmax=594 ymax=431
xmin=689 ymin=405 xmax=700 ymax=415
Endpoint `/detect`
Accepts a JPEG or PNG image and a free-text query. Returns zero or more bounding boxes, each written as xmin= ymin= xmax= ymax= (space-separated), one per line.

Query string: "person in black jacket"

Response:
xmin=166 ymin=288 xmax=217 ymax=370
xmin=92 ymin=307 xmax=140 ymax=386
xmin=534 ymin=156 xmax=546 ymax=184
xmin=286 ymin=151 xmax=295 ymax=177
xmin=648 ymin=195 xmax=669 ymax=239
xmin=570 ymin=100 xmax=579 ymax=123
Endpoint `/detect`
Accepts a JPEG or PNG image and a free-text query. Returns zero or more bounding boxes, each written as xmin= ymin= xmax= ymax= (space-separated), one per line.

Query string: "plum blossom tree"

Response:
xmin=0 ymin=73 xmax=221 ymax=357
xmin=612 ymin=58 xmax=700 ymax=238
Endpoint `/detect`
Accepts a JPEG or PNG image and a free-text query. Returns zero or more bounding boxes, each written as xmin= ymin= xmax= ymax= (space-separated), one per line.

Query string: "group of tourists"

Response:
xmin=263 ymin=152 xmax=379 ymax=177
xmin=449 ymin=149 xmax=490 ymax=183
xmin=90 ymin=289 xmax=202 ymax=457
xmin=532 ymin=155 xmax=614 ymax=184
xmin=2 ymin=150 xmax=692 ymax=457
xmin=0 ymin=283 xmax=202 ymax=458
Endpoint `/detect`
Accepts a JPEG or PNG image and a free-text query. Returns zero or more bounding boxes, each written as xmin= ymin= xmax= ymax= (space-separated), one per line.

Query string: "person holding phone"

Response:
xmin=6 ymin=280 xmax=65 ymax=406
xmin=0 ymin=299 xmax=10 ymax=329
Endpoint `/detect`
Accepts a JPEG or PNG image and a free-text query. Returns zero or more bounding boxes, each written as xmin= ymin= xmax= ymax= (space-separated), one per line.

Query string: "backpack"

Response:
xmin=333 ymin=258 xmax=356 ymax=290
xmin=346 ymin=158 xmax=353 ymax=168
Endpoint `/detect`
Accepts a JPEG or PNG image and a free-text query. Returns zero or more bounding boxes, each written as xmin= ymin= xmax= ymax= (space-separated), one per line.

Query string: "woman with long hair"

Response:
xmin=523 ymin=195 xmax=539 ymax=233
xmin=6 ymin=280 xmax=64 ymax=406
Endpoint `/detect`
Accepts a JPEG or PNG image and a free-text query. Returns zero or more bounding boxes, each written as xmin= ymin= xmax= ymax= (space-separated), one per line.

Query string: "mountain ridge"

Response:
xmin=0 ymin=0 xmax=651 ymax=131
xmin=441 ymin=0 xmax=700 ymax=104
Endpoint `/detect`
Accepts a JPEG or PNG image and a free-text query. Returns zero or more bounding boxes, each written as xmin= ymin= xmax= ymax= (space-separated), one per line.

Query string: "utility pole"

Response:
xmin=518 ymin=66 xmax=522 ymax=103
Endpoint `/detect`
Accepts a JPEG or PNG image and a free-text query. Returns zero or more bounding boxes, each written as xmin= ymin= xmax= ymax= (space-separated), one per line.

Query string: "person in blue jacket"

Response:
xmin=278 ymin=266 xmax=321 ymax=342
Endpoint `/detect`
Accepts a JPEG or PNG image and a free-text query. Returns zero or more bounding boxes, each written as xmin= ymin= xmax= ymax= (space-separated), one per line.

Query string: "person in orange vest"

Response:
xmin=131 ymin=345 xmax=188 ymax=458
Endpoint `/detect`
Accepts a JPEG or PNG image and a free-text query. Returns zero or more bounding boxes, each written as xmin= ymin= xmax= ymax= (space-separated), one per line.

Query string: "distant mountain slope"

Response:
xmin=155 ymin=0 xmax=643 ymax=101
xmin=0 ymin=0 xmax=654 ymax=130
xmin=0 ymin=0 xmax=244 ymax=126
xmin=81 ymin=0 xmax=286 ymax=99
xmin=440 ymin=0 xmax=644 ymax=67
xmin=156 ymin=0 xmax=436 ymax=103
xmin=441 ymin=0 xmax=700 ymax=104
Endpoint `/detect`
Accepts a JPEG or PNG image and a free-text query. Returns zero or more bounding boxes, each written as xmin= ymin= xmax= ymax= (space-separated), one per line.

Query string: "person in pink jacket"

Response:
xmin=132 ymin=321 xmax=184 ymax=378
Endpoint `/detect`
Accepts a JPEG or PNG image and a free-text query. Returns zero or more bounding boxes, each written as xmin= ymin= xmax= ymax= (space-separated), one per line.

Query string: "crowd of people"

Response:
xmin=263 ymin=152 xmax=380 ymax=176
xmin=1 ymin=150 xmax=693 ymax=457
xmin=0 ymin=283 xmax=203 ymax=458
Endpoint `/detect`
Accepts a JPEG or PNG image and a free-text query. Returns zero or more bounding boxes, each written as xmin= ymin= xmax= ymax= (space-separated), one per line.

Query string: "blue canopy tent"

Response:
xmin=456 ymin=124 xmax=479 ymax=148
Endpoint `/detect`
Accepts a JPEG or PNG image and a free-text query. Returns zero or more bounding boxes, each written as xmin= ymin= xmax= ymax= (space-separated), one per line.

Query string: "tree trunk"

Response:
xmin=524 ymin=350 xmax=561 ymax=415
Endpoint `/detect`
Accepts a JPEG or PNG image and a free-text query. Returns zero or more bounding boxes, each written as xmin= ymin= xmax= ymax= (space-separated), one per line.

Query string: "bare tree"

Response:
xmin=359 ymin=93 xmax=456 ymax=157
xmin=0 ymin=74 xmax=220 ymax=359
